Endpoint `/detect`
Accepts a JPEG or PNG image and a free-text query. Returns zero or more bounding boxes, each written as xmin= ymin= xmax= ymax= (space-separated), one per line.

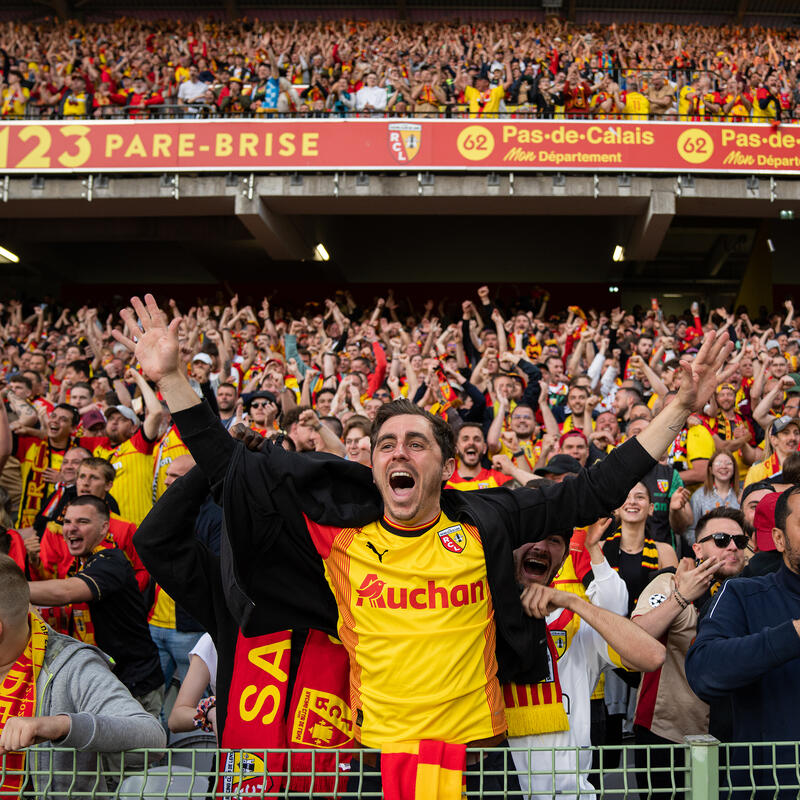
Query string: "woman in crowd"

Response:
xmin=688 ymin=450 xmax=740 ymax=544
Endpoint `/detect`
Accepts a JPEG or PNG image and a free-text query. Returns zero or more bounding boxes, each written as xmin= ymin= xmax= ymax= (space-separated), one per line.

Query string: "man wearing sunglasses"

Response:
xmin=687 ymin=486 xmax=800 ymax=794
xmin=631 ymin=507 xmax=747 ymax=794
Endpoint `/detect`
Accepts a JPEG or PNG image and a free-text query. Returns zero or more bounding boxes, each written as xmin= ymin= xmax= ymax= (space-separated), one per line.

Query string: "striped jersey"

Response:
xmin=152 ymin=425 xmax=190 ymax=502
xmin=84 ymin=430 xmax=156 ymax=525
xmin=445 ymin=467 xmax=512 ymax=491
xmin=305 ymin=511 xmax=506 ymax=748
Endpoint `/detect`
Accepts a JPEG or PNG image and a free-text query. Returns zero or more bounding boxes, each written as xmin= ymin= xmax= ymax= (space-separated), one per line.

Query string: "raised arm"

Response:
xmin=636 ymin=330 xmax=732 ymax=460
xmin=125 ymin=368 xmax=164 ymax=441
xmin=521 ymin=583 xmax=665 ymax=672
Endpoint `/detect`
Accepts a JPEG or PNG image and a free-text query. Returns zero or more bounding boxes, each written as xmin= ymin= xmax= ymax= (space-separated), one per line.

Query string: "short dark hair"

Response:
xmin=217 ymin=382 xmax=237 ymax=393
xmin=66 ymin=494 xmax=110 ymax=521
xmin=66 ymin=359 xmax=91 ymax=378
xmin=695 ymin=506 xmax=746 ymax=542
xmin=320 ymin=415 xmax=343 ymax=439
xmin=456 ymin=421 xmax=484 ymax=439
xmin=370 ymin=399 xmax=455 ymax=465
xmin=775 ymin=486 xmax=800 ymax=534
xmin=54 ymin=403 xmax=80 ymax=427
xmin=8 ymin=374 xmax=32 ymax=390
xmin=78 ymin=456 xmax=115 ymax=484
xmin=280 ymin=405 xmax=310 ymax=431
xmin=781 ymin=452 xmax=800 ymax=486
xmin=72 ymin=381 xmax=92 ymax=393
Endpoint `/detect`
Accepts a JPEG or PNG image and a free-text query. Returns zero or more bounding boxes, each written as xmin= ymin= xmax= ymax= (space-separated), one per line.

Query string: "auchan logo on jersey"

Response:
xmin=354 ymin=573 xmax=486 ymax=610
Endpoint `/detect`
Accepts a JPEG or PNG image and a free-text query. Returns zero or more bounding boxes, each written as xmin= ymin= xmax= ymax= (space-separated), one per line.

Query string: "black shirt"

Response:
xmin=76 ymin=547 xmax=163 ymax=695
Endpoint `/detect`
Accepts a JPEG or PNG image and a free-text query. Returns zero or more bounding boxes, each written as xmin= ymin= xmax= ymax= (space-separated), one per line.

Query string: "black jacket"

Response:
xmin=134 ymin=467 xmax=307 ymax=739
xmin=154 ymin=401 xmax=655 ymax=686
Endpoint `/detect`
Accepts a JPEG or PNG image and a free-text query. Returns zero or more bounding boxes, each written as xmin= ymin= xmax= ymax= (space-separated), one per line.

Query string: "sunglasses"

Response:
xmin=250 ymin=401 xmax=271 ymax=408
xmin=696 ymin=532 xmax=748 ymax=550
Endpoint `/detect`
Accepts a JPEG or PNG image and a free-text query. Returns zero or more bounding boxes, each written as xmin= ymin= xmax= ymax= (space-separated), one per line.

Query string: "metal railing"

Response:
xmin=0 ymin=103 xmax=793 ymax=123
xmin=5 ymin=737 xmax=800 ymax=799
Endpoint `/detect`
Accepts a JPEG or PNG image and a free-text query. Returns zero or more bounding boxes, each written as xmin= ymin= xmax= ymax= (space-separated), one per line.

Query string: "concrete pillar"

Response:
xmin=234 ymin=194 xmax=311 ymax=261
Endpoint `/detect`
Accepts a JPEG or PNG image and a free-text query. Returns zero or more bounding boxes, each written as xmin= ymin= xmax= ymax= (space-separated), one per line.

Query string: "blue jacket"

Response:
xmin=686 ymin=564 xmax=800 ymax=742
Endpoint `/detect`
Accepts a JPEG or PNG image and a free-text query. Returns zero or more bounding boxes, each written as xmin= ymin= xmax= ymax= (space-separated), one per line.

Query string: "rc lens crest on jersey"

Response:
xmin=551 ymin=630 xmax=567 ymax=659
xmin=438 ymin=524 xmax=466 ymax=554
xmin=388 ymin=122 xmax=421 ymax=162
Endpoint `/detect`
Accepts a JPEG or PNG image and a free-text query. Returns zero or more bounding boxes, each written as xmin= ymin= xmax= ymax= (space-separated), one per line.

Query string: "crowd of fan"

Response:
xmin=1 ymin=288 xmax=799 ymax=546
xmin=1 ymin=286 xmax=799 ymax=795
xmin=2 ymin=16 xmax=800 ymax=119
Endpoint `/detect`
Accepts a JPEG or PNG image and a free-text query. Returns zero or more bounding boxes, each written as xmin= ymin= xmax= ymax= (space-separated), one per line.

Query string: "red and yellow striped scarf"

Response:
xmin=67 ymin=533 xmax=116 ymax=645
xmin=0 ymin=613 xmax=48 ymax=796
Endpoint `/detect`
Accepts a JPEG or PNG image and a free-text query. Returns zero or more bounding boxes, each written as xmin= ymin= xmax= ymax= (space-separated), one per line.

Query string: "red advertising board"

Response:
xmin=0 ymin=118 xmax=799 ymax=174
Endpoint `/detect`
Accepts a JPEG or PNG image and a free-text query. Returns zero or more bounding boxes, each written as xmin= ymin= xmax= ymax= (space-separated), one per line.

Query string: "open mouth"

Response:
xmin=389 ymin=470 xmax=416 ymax=494
xmin=522 ymin=554 xmax=549 ymax=579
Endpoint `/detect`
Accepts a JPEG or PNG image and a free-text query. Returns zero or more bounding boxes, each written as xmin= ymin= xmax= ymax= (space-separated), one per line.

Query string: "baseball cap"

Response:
xmin=765 ymin=339 xmax=781 ymax=351
xmin=772 ymin=415 xmax=800 ymax=435
xmin=754 ymin=492 xmax=781 ymax=552
xmin=741 ymin=480 xmax=776 ymax=506
xmin=534 ymin=454 xmax=582 ymax=477
xmin=81 ymin=407 xmax=106 ymax=428
xmin=192 ymin=353 xmax=213 ymax=365
xmin=105 ymin=405 xmax=139 ymax=425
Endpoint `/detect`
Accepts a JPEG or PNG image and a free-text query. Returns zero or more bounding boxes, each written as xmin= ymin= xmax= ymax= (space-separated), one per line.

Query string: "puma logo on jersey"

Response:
xmin=366 ymin=542 xmax=388 ymax=562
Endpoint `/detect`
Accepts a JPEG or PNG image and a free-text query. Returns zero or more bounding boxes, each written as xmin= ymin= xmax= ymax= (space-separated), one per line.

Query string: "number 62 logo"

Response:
xmin=676 ymin=128 xmax=714 ymax=164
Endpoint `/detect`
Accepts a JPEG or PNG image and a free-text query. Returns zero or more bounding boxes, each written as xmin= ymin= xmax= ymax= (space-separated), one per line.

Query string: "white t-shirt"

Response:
xmin=355 ymin=85 xmax=387 ymax=111
xmin=510 ymin=560 xmax=629 ymax=800
xmin=177 ymin=79 xmax=208 ymax=103
xmin=189 ymin=632 xmax=218 ymax=694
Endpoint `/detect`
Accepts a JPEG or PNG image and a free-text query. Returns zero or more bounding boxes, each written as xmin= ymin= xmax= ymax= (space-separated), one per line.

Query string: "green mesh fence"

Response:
xmin=6 ymin=738 xmax=793 ymax=799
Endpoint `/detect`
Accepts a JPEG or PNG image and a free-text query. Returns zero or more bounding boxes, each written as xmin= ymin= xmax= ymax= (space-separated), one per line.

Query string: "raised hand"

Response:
xmin=675 ymin=330 xmax=733 ymax=412
xmin=113 ymin=294 xmax=181 ymax=385
xmin=674 ymin=555 xmax=720 ymax=603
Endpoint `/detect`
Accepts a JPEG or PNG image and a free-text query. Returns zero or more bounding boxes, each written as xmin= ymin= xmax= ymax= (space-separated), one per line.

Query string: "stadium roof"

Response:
xmin=9 ymin=0 xmax=800 ymax=23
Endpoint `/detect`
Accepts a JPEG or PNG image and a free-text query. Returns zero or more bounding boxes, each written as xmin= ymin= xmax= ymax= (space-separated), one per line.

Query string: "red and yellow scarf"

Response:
xmin=67 ymin=533 xmax=116 ymax=645
xmin=0 ymin=613 xmax=48 ymax=797
xmin=218 ymin=629 xmax=353 ymax=797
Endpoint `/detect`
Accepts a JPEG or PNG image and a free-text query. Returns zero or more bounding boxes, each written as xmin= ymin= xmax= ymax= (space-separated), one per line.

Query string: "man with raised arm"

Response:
xmin=116 ymin=295 xmax=730 ymax=796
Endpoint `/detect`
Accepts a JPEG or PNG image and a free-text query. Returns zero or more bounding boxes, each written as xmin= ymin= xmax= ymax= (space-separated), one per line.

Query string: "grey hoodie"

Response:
xmin=22 ymin=625 xmax=166 ymax=798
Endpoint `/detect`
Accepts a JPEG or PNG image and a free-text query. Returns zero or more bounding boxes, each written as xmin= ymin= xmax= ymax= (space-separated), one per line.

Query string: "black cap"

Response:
xmin=245 ymin=390 xmax=279 ymax=410
xmin=534 ymin=454 xmax=582 ymax=477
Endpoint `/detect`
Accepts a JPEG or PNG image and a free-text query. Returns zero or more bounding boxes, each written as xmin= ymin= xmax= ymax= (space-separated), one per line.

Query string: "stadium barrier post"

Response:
xmin=684 ymin=734 xmax=720 ymax=800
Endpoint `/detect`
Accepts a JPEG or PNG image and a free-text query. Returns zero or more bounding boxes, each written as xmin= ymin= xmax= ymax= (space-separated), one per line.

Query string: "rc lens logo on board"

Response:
xmin=388 ymin=123 xmax=421 ymax=162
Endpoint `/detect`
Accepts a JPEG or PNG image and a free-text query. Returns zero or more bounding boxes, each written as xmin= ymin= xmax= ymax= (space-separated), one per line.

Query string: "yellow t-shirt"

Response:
xmin=308 ymin=512 xmax=505 ymax=748
xmin=90 ymin=430 xmax=155 ymax=525
xmin=148 ymin=584 xmax=176 ymax=629
xmin=152 ymin=425 xmax=190 ymax=502
xmin=744 ymin=453 xmax=780 ymax=487
xmin=623 ymin=91 xmax=650 ymax=120
xmin=1 ymin=86 xmax=29 ymax=116
xmin=678 ymin=85 xmax=694 ymax=120
xmin=464 ymin=84 xmax=505 ymax=117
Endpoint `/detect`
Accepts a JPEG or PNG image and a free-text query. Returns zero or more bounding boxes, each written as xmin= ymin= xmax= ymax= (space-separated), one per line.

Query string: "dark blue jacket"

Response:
xmin=686 ymin=564 xmax=800 ymax=742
